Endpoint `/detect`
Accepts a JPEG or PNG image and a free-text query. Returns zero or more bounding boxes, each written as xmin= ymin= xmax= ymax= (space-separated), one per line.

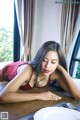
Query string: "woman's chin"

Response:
xmin=43 ymin=72 xmax=51 ymax=77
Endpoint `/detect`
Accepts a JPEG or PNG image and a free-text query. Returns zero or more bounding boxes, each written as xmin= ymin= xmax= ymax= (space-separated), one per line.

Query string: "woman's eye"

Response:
xmin=43 ymin=59 xmax=47 ymax=62
xmin=51 ymin=61 xmax=56 ymax=64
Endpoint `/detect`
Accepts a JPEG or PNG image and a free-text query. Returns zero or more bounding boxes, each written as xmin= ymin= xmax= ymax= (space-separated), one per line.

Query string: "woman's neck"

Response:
xmin=36 ymin=73 xmax=49 ymax=87
xmin=38 ymin=72 xmax=49 ymax=78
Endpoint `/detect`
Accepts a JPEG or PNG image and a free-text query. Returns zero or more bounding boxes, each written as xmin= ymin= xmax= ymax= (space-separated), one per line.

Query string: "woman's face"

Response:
xmin=41 ymin=51 xmax=59 ymax=76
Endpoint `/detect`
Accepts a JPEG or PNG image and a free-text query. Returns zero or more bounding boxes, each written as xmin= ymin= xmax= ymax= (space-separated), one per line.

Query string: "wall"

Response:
xmin=31 ymin=0 xmax=62 ymax=59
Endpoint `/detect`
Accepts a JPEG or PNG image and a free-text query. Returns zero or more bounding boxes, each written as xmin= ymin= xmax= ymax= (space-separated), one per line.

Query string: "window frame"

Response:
xmin=69 ymin=30 xmax=80 ymax=77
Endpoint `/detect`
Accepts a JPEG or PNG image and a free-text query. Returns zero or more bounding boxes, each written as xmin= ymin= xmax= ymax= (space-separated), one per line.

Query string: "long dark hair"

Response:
xmin=28 ymin=41 xmax=67 ymax=74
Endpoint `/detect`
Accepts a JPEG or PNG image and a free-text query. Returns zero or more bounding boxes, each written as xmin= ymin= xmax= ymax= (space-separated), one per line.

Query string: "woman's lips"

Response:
xmin=43 ymin=69 xmax=50 ymax=73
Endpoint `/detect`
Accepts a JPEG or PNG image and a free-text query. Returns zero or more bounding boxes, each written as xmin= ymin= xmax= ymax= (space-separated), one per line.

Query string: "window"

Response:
xmin=0 ymin=0 xmax=14 ymax=65
xmin=69 ymin=30 xmax=80 ymax=79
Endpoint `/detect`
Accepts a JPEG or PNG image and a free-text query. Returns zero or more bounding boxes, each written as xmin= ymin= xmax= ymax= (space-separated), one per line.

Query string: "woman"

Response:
xmin=0 ymin=41 xmax=80 ymax=103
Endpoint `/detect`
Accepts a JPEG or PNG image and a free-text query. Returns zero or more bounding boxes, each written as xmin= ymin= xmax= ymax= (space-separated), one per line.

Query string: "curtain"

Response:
xmin=14 ymin=0 xmax=34 ymax=61
xmin=60 ymin=0 xmax=79 ymax=56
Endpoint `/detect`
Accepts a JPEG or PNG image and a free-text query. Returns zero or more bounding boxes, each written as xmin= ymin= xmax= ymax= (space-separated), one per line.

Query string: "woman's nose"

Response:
xmin=45 ymin=62 xmax=50 ymax=68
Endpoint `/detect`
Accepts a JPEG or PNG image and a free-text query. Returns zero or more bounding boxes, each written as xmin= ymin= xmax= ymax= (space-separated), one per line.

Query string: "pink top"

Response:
xmin=0 ymin=61 xmax=50 ymax=90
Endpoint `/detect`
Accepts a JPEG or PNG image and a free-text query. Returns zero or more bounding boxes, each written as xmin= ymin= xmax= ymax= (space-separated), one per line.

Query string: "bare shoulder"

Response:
xmin=17 ymin=63 xmax=33 ymax=74
xmin=15 ymin=63 xmax=33 ymax=82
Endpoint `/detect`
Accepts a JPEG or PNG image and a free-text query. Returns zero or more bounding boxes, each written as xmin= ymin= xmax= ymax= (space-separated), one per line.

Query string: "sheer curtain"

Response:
xmin=60 ymin=0 xmax=79 ymax=56
xmin=14 ymin=0 xmax=34 ymax=61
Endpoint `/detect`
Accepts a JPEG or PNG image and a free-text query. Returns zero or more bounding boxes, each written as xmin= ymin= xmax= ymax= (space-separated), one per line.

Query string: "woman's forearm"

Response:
xmin=58 ymin=65 xmax=80 ymax=99
xmin=0 ymin=92 xmax=38 ymax=103
xmin=0 ymin=91 xmax=62 ymax=103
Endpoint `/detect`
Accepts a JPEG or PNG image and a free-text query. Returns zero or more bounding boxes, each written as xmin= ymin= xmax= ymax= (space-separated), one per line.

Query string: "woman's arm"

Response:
xmin=56 ymin=64 xmax=80 ymax=100
xmin=0 ymin=64 xmax=34 ymax=103
xmin=0 ymin=91 xmax=61 ymax=103
xmin=0 ymin=65 xmax=61 ymax=103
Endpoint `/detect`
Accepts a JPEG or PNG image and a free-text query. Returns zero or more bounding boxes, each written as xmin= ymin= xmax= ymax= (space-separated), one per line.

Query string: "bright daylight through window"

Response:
xmin=0 ymin=0 xmax=14 ymax=68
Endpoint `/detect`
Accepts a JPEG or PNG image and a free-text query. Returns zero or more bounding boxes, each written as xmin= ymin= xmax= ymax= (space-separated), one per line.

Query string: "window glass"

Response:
xmin=0 ymin=0 xmax=14 ymax=68
xmin=76 ymin=62 xmax=80 ymax=79
xmin=69 ymin=31 xmax=80 ymax=79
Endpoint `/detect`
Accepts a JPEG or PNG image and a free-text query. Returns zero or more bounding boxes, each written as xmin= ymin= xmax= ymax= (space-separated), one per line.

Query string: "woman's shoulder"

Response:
xmin=17 ymin=62 xmax=33 ymax=74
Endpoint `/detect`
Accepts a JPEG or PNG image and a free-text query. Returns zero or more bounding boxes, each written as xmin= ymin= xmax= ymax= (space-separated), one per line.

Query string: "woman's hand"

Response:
xmin=57 ymin=64 xmax=63 ymax=71
xmin=36 ymin=91 xmax=62 ymax=101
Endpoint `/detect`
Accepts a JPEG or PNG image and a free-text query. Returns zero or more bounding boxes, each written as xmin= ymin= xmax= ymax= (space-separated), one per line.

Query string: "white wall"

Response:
xmin=31 ymin=0 xmax=62 ymax=59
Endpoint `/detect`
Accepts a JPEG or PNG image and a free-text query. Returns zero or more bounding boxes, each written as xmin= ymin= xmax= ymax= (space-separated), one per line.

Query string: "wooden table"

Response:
xmin=0 ymin=82 xmax=80 ymax=120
